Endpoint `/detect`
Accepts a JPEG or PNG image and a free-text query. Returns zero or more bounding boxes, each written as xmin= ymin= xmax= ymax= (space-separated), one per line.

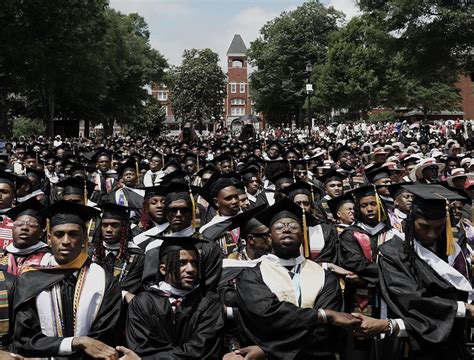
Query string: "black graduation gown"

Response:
xmin=235 ymin=264 xmax=342 ymax=360
xmin=315 ymin=198 xmax=334 ymax=223
xmin=0 ymin=270 xmax=15 ymax=349
xmin=12 ymin=262 xmax=121 ymax=358
xmin=378 ymin=237 xmax=470 ymax=360
xmin=201 ymin=218 xmax=239 ymax=257
xmin=98 ymin=247 xmax=145 ymax=296
xmin=126 ymin=288 xmax=225 ymax=359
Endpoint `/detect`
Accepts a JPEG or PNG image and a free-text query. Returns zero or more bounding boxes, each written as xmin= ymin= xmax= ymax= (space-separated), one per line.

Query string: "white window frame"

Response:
xmin=231 ymin=98 xmax=246 ymax=105
xmin=157 ymin=91 xmax=168 ymax=101
xmin=230 ymin=83 xmax=237 ymax=93
xmin=231 ymin=107 xmax=245 ymax=116
xmin=239 ymin=82 xmax=245 ymax=93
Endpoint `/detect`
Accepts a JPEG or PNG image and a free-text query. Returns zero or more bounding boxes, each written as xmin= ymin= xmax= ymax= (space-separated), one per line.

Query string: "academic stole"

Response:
xmin=0 ymin=271 xmax=9 ymax=346
xmin=111 ymin=253 xmax=136 ymax=283
xmin=352 ymin=231 xmax=387 ymax=316
xmin=260 ymin=259 xmax=325 ymax=308
xmin=51 ymin=268 xmax=87 ymax=336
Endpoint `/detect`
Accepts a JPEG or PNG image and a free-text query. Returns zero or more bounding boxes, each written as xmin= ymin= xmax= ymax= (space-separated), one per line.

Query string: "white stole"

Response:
xmin=415 ymin=241 xmax=474 ymax=301
xmin=36 ymin=263 xmax=106 ymax=336
xmin=260 ymin=254 xmax=325 ymax=308
xmin=133 ymin=222 xmax=169 ymax=247
xmin=309 ymin=225 xmax=325 ymax=252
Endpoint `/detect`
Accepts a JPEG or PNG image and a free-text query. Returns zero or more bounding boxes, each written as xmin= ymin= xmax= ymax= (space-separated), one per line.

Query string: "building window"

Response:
xmin=239 ymin=82 xmax=246 ymax=93
xmin=230 ymin=83 xmax=237 ymax=93
xmin=232 ymin=60 xmax=243 ymax=68
xmin=231 ymin=107 xmax=245 ymax=116
xmin=231 ymin=98 xmax=246 ymax=105
xmin=157 ymin=91 xmax=168 ymax=101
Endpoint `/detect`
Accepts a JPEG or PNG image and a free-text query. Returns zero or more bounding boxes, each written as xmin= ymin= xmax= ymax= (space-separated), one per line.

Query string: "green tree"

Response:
xmin=315 ymin=15 xmax=407 ymax=120
xmin=248 ymin=1 xmax=343 ymax=126
xmin=169 ymin=48 xmax=226 ymax=133
xmin=12 ymin=117 xmax=45 ymax=138
xmin=125 ymin=96 xmax=166 ymax=137
xmin=99 ymin=9 xmax=167 ymax=136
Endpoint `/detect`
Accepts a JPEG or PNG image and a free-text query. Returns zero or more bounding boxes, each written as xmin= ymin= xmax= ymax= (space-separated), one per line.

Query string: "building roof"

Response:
xmin=227 ymin=34 xmax=247 ymax=56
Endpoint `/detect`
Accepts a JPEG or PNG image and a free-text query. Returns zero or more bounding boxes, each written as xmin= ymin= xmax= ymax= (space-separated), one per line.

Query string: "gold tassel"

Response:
xmin=197 ymin=156 xmax=200 ymax=172
xmin=302 ymin=208 xmax=310 ymax=258
xmin=446 ymin=201 xmax=455 ymax=256
xmin=189 ymin=188 xmax=197 ymax=228
xmin=46 ymin=219 xmax=51 ymax=246
xmin=374 ymin=186 xmax=387 ymax=222
xmin=83 ymin=179 xmax=88 ymax=205
xmin=310 ymin=186 xmax=315 ymax=203
xmin=135 ymin=161 xmax=140 ymax=179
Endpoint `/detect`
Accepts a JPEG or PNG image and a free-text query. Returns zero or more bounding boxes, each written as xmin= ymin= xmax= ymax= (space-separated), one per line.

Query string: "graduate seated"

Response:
xmin=12 ymin=201 xmax=122 ymax=359
xmin=126 ymin=236 xmax=225 ymax=359
xmin=229 ymin=198 xmax=362 ymax=360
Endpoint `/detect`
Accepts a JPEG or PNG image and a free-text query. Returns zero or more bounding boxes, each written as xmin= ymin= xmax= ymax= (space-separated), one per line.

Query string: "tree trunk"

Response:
xmin=0 ymin=87 xmax=11 ymax=138
xmin=40 ymin=82 xmax=55 ymax=138
xmin=103 ymin=118 xmax=114 ymax=137
xmin=84 ymin=119 xmax=90 ymax=138
xmin=198 ymin=118 xmax=203 ymax=135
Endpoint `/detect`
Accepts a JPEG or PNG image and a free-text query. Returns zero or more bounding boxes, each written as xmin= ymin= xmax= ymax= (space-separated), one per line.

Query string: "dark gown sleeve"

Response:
xmin=235 ymin=266 xmax=340 ymax=360
xmin=120 ymin=252 xmax=145 ymax=295
xmin=254 ymin=192 xmax=270 ymax=207
xmin=314 ymin=200 xmax=329 ymax=223
xmin=339 ymin=228 xmax=378 ymax=283
xmin=378 ymin=239 xmax=460 ymax=347
xmin=315 ymin=224 xmax=338 ymax=264
xmin=142 ymin=247 xmax=160 ymax=288
xmin=198 ymin=240 xmax=223 ymax=290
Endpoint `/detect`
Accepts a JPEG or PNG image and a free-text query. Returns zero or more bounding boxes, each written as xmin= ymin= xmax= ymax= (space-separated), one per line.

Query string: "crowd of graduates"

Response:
xmin=0 ymin=119 xmax=472 ymax=359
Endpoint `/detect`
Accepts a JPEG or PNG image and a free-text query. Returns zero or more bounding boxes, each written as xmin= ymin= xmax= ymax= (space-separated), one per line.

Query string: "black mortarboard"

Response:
xmin=330 ymin=145 xmax=353 ymax=162
xmin=350 ymin=185 xmax=377 ymax=200
xmin=57 ymin=177 xmax=96 ymax=199
xmin=41 ymin=200 xmax=101 ymax=228
xmin=155 ymin=236 xmax=198 ymax=259
xmin=196 ymin=164 xmax=215 ymax=178
xmin=25 ymin=168 xmax=45 ymax=181
xmin=224 ymin=204 xmax=267 ymax=232
xmin=6 ymin=197 xmax=46 ymax=228
xmin=255 ymin=197 xmax=315 ymax=258
xmin=0 ymin=170 xmax=24 ymax=187
xmin=165 ymin=182 xmax=201 ymax=197
xmin=405 ymin=184 xmax=465 ymax=220
xmin=97 ymin=202 xmax=133 ymax=221
xmin=240 ymin=166 xmax=260 ymax=178
xmin=327 ymin=194 xmax=355 ymax=219
xmin=268 ymin=170 xmax=294 ymax=187
xmin=116 ymin=158 xmax=137 ymax=178
xmin=366 ymin=166 xmax=391 ymax=184
xmin=280 ymin=181 xmax=324 ymax=202
xmin=267 ymin=141 xmax=284 ymax=154
xmin=90 ymin=147 xmax=112 ymax=162
xmin=256 ymin=197 xmax=316 ymax=228
xmin=23 ymin=151 xmax=38 ymax=160
xmin=140 ymin=185 xmax=168 ymax=199
xmin=387 ymin=182 xmax=413 ymax=199
xmin=319 ymin=170 xmax=344 ymax=185
xmin=444 ymin=186 xmax=472 ymax=206
xmin=201 ymin=172 xmax=239 ymax=207
xmin=160 ymin=170 xmax=189 ymax=185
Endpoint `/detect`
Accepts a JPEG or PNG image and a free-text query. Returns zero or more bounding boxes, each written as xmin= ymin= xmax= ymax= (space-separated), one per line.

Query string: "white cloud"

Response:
xmin=326 ymin=0 xmax=361 ymax=20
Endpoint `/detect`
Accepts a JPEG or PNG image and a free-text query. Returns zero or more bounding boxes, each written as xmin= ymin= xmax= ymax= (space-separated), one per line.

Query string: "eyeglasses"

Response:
xmin=272 ymin=222 xmax=301 ymax=233
xmin=13 ymin=221 xmax=40 ymax=229
xmin=250 ymin=232 xmax=271 ymax=238
xmin=168 ymin=207 xmax=192 ymax=216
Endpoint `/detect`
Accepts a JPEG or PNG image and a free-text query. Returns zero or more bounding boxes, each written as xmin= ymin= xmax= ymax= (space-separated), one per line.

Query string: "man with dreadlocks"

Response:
xmin=126 ymin=236 xmax=225 ymax=358
xmin=93 ymin=203 xmax=144 ymax=304
xmin=141 ymin=183 xmax=223 ymax=290
xmin=354 ymin=184 xmax=474 ymax=360
xmin=338 ymin=185 xmax=400 ymax=359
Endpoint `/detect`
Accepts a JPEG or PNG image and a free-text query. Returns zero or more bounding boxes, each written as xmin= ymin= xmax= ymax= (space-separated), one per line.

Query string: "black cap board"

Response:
xmin=6 ymin=197 xmax=46 ymax=228
xmin=41 ymin=200 xmax=101 ymax=228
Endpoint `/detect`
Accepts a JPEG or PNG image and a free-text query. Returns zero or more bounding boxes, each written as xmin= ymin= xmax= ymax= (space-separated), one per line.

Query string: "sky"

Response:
xmin=108 ymin=0 xmax=360 ymax=68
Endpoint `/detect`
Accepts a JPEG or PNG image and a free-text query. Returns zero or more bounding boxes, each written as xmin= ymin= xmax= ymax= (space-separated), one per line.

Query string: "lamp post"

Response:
xmin=305 ymin=63 xmax=313 ymax=138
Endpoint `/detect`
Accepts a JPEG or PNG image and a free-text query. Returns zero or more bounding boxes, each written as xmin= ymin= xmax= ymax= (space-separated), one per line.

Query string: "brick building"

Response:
xmin=150 ymin=34 xmax=261 ymax=133
xmin=457 ymin=74 xmax=474 ymax=119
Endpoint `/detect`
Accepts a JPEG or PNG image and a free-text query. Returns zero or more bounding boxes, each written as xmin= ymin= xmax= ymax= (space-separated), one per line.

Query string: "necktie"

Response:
xmin=151 ymin=173 xmax=156 ymax=185
xmin=61 ymin=274 xmax=77 ymax=337
xmin=171 ymin=298 xmax=182 ymax=313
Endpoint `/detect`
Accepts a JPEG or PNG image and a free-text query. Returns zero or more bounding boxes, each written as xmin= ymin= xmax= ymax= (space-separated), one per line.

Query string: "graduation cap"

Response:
xmin=0 ymin=170 xmax=26 ymax=188
xmin=97 ymin=202 xmax=134 ymax=221
xmin=90 ymin=147 xmax=112 ymax=162
xmin=224 ymin=204 xmax=267 ymax=233
xmin=280 ymin=181 xmax=323 ymax=203
xmin=196 ymin=164 xmax=215 ymax=179
xmin=387 ymin=182 xmax=413 ymax=200
xmin=365 ymin=166 xmax=391 ymax=184
xmin=116 ymin=158 xmax=138 ymax=179
xmin=267 ymin=140 xmax=284 ymax=154
xmin=57 ymin=177 xmax=96 ymax=203
xmin=318 ymin=170 xmax=344 ymax=185
xmin=327 ymin=193 xmax=355 ymax=220
xmin=6 ymin=197 xmax=46 ymax=228
xmin=330 ymin=145 xmax=353 ymax=162
xmin=350 ymin=185 xmax=388 ymax=222
xmin=403 ymin=184 xmax=466 ymax=255
xmin=160 ymin=169 xmax=189 ymax=185
xmin=256 ymin=197 xmax=316 ymax=258
xmin=154 ymin=236 xmax=199 ymax=259
xmin=200 ymin=172 xmax=239 ymax=208
xmin=165 ymin=182 xmax=202 ymax=227
xmin=25 ymin=168 xmax=45 ymax=181
xmin=41 ymin=200 xmax=101 ymax=229
xmin=139 ymin=185 xmax=168 ymax=199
